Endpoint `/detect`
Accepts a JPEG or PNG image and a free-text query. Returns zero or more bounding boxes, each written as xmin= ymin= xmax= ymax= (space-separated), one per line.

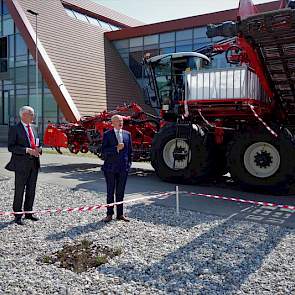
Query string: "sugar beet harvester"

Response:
xmin=142 ymin=0 xmax=295 ymax=192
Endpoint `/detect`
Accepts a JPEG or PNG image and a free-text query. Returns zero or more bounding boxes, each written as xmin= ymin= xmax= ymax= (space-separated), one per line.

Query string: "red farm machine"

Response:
xmin=141 ymin=0 xmax=295 ymax=192
xmin=43 ymin=102 xmax=159 ymax=161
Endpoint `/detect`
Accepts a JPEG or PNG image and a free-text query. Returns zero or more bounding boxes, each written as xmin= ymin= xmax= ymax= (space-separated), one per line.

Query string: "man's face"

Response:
xmin=22 ymin=111 xmax=34 ymax=125
xmin=112 ymin=116 xmax=123 ymax=129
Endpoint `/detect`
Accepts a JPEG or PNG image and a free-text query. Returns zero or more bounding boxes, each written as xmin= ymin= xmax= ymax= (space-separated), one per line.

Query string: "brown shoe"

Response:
xmin=116 ymin=215 xmax=130 ymax=222
xmin=102 ymin=215 xmax=113 ymax=223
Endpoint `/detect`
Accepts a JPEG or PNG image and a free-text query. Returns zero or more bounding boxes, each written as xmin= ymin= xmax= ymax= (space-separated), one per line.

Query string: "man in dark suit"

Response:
xmin=101 ymin=114 xmax=132 ymax=222
xmin=5 ymin=106 xmax=42 ymax=225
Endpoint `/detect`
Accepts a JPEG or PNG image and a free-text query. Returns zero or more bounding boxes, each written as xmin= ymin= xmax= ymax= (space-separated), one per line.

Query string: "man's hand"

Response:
xmin=117 ymin=143 xmax=124 ymax=152
xmin=26 ymin=148 xmax=40 ymax=157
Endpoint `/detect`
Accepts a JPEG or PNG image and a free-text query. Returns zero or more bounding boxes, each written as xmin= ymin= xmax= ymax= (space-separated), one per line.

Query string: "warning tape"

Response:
xmin=0 ymin=191 xmax=174 ymax=217
xmin=1 ymin=188 xmax=294 ymax=218
xmin=249 ymin=104 xmax=278 ymax=137
xmin=184 ymin=191 xmax=295 ymax=211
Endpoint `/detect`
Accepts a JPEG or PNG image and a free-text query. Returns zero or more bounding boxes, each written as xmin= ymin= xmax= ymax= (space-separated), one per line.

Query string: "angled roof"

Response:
xmin=8 ymin=0 xmax=144 ymax=122
xmin=106 ymin=1 xmax=280 ymax=40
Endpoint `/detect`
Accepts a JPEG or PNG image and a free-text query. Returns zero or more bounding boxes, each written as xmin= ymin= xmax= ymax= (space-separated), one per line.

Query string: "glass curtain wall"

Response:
xmin=113 ymin=26 xmax=230 ymax=89
xmin=0 ymin=0 xmax=60 ymax=139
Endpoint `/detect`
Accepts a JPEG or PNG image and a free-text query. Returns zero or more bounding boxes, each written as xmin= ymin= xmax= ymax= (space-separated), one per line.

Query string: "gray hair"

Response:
xmin=111 ymin=114 xmax=123 ymax=122
xmin=19 ymin=106 xmax=34 ymax=117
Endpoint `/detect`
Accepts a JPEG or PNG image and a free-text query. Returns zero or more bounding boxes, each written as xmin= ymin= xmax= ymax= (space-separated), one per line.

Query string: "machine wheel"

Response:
xmin=80 ymin=144 xmax=89 ymax=153
xmin=68 ymin=142 xmax=80 ymax=154
xmin=151 ymin=124 xmax=214 ymax=183
xmin=227 ymin=127 xmax=295 ymax=191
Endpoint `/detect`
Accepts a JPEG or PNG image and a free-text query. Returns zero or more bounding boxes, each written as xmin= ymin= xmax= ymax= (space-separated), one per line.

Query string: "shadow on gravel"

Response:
xmin=46 ymin=221 xmax=107 ymax=241
xmin=99 ymin=219 xmax=288 ymax=294
xmin=0 ymin=221 xmax=12 ymax=230
xmin=40 ymin=163 xmax=99 ymax=174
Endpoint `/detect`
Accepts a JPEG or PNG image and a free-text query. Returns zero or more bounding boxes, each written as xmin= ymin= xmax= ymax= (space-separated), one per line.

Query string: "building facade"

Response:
xmin=0 ymin=0 xmax=280 ymax=142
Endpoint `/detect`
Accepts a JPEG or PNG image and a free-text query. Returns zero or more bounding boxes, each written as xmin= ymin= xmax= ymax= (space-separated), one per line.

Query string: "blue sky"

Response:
xmin=93 ymin=0 xmax=275 ymax=24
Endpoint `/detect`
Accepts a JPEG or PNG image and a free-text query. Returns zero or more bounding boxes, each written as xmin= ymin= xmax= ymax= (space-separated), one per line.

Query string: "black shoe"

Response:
xmin=102 ymin=215 xmax=113 ymax=223
xmin=116 ymin=215 xmax=130 ymax=222
xmin=14 ymin=218 xmax=25 ymax=225
xmin=25 ymin=215 xmax=39 ymax=221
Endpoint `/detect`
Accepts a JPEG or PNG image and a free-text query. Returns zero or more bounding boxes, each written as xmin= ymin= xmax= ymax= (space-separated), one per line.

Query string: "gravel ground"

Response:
xmin=0 ymin=179 xmax=294 ymax=295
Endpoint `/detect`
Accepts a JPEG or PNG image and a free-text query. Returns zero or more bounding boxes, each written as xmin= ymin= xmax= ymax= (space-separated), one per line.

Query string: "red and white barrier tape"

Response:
xmin=184 ymin=191 xmax=295 ymax=211
xmin=0 ymin=191 xmax=174 ymax=217
xmin=249 ymin=104 xmax=278 ymax=137
xmin=1 ymin=188 xmax=294 ymax=218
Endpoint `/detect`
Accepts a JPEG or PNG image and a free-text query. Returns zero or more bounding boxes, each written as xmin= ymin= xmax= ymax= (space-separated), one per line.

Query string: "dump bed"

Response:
xmin=240 ymin=8 xmax=295 ymax=117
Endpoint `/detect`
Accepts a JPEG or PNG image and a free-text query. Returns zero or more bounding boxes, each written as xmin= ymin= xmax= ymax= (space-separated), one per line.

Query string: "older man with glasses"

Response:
xmin=5 ymin=106 xmax=42 ymax=225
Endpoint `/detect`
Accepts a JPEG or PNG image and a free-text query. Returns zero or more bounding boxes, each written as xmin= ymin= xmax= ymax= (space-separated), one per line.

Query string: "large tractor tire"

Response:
xmin=151 ymin=124 xmax=214 ymax=184
xmin=227 ymin=127 xmax=295 ymax=192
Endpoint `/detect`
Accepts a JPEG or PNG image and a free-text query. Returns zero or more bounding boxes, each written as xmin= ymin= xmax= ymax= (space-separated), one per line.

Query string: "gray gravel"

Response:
xmin=0 ymin=179 xmax=294 ymax=295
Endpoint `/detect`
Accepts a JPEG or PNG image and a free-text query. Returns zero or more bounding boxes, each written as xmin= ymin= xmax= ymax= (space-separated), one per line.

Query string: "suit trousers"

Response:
xmin=13 ymin=158 xmax=39 ymax=218
xmin=104 ymin=171 xmax=128 ymax=216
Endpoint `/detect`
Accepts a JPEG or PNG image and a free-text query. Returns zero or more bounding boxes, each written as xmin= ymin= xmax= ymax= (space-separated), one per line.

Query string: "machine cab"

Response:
xmin=143 ymin=52 xmax=210 ymax=110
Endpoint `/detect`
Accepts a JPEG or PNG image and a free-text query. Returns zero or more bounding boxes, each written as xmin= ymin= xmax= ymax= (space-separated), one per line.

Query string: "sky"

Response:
xmin=93 ymin=0 xmax=276 ymax=24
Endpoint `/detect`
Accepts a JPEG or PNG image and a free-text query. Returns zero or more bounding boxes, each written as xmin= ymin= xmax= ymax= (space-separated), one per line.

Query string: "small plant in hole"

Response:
xmin=40 ymin=239 xmax=122 ymax=273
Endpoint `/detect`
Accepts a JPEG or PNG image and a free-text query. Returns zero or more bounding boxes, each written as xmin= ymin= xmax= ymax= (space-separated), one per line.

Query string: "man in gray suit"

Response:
xmin=5 ymin=106 xmax=42 ymax=225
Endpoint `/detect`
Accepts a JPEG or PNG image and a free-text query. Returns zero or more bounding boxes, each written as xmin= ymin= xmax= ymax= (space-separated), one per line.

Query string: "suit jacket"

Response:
xmin=101 ymin=129 xmax=132 ymax=173
xmin=5 ymin=122 xmax=41 ymax=172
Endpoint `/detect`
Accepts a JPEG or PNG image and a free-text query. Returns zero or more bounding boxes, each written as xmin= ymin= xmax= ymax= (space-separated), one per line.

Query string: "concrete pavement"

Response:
xmin=0 ymin=147 xmax=294 ymax=228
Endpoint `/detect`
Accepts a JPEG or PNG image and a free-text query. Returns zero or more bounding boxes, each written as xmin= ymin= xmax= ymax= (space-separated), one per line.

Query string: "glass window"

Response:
xmin=129 ymin=50 xmax=143 ymax=79
xmin=160 ymin=32 xmax=175 ymax=43
xmin=99 ymin=20 xmax=111 ymax=30
xmin=15 ymin=66 xmax=27 ymax=85
xmin=8 ymin=35 xmax=14 ymax=57
xmin=0 ymin=37 xmax=7 ymax=58
xmin=87 ymin=16 xmax=100 ymax=26
xmin=65 ymin=8 xmax=76 ymax=18
xmin=2 ymin=1 xmax=9 ymax=15
xmin=193 ymin=26 xmax=207 ymax=39
xmin=109 ymin=24 xmax=120 ymax=31
xmin=176 ymin=44 xmax=193 ymax=52
xmin=15 ymin=34 xmax=27 ymax=56
xmin=159 ymin=41 xmax=175 ymax=49
xmin=176 ymin=39 xmax=192 ymax=47
xmin=160 ymin=47 xmax=175 ymax=54
xmin=15 ymin=88 xmax=28 ymax=114
xmin=130 ymin=37 xmax=143 ymax=47
xmin=144 ymin=44 xmax=158 ymax=51
xmin=29 ymin=86 xmax=42 ymax=118
xmin=0 ymin=37 xmax=8 ymax=72
xmin=144 ymin=34 xmax=158 ymax=46
xmin=114 ymin=39 xmax=129 ymax=49
xmin=43 ymin=87 xmax=58 ymax=122
xmin=73 ymin=11 xmax=88 ymax=23
xmin=3 ymin=17 xmax=14 ymax=36
xmin=176 ymin=29 xmax=192 ymax=41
